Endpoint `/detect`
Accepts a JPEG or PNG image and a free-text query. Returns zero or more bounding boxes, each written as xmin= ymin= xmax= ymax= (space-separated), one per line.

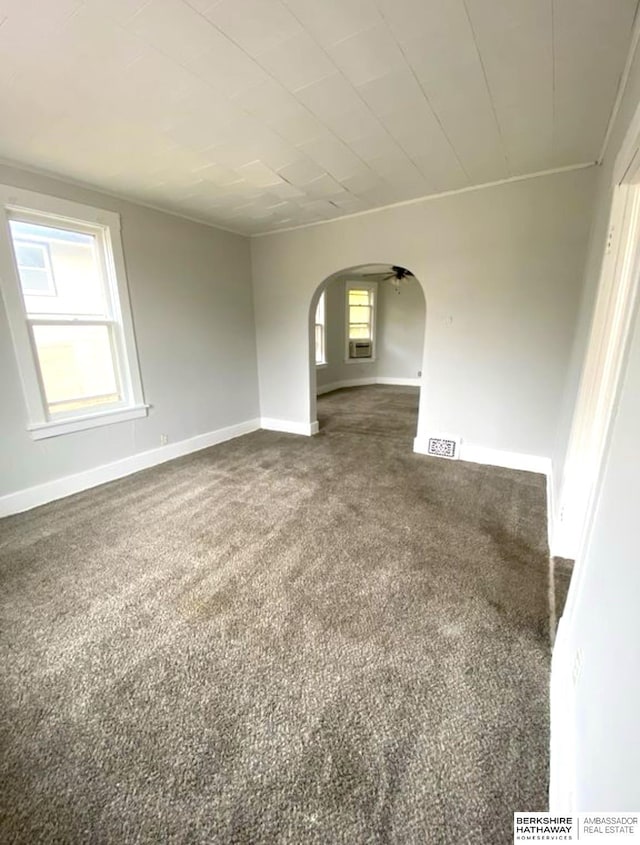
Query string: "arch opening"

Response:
xmin=307 ymin=263 xmax=427 ymax=444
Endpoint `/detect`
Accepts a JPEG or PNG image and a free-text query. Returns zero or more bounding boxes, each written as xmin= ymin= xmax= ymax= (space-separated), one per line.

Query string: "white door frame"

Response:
xmin=553 ymin=108 xmax=640 ymax=567
xmin=550 ymin=101 xmax=640 ymax=812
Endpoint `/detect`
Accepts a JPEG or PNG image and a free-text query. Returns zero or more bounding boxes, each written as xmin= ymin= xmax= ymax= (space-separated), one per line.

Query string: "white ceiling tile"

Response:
xmin=231 ymin=78 xmax=309 ymax=123
xmin=184 ymin=36 xmax=266 ymax=98
xmin=63 ymin=7 xmax=148 ymax=72
xmin=327 ymin=23 xmax=405 ymax=87
xmin=84 ymin=0 xmax=153 ymax=26
xmin=127 ymin=0 xmax=221 ymax=64
xmin=327 ymin=106 xmax=385 ymax=144
xmin=268 ymin=181 xmax=306 ymax=199
xmin=203 ymin=0 xmax=303 ymax=55
xmin=295 ymin=73 xmax=365 ymax=122
xmin=434 ymin=103 xmax=509 ymax=182
xmin=256 ymin=31 xmax=335 ymax=91
xmin=365 ymin=159 xmax=432 ymax=195
xmin=284 ymin=0 xmax=380 ymax=48
xmin=269 ymin=110 xmax=327 ymax=146
xmin=237 ymin=160 xmax=287 ymax=187
xmin=304 ymin=173 xmax=347 ymax=197
xmin=330 ymin=194 xmax=369 ymax=212
xmin=357 ymin=68 xmax=426 ymax=117
xmin=348 ymin=130 xmax=406 ymax=164
xmin=187 ymin=161 xmax=243 ymax=186
xmin=340 ymin=169 xmax=385 ymax=196
xmin=278 ymin=158 xmax=326 ymax=186
xmin=2 ymin=0 xmax=84 ymax=25
xmin=182 ymin=0 xmax=218 ymax=13
xmin=297 ymin=134 xmax=368 ymax=182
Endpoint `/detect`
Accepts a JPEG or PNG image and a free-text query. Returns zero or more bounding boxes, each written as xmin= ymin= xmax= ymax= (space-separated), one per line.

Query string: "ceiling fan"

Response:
xmin=360 ymin=265 xmax=415 ymax=292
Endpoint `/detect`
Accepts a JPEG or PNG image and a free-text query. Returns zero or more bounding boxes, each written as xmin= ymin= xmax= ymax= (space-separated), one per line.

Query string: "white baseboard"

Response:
xmin=413 ymin=438 xmax=552 ymax=476
xmin=260 ymin=417 xmax=318 ymax=436
xmin=375 ymin=377 xmax=421 ymax=386
xmin=0 ymin=417 xmax=261 ymax=518
xmin=317 ymin=376 xmax=419 ymax=395
xmin=459 ymin=443 xmax=552 ymax=476
xmin=549 ymin=616 xmax=577 ymax=813
xmin=316 ymin=377 xmax=376 ymax=395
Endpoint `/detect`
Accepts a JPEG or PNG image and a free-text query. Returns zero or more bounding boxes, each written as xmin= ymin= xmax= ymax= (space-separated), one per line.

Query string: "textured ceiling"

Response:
xmin=0 ymin=0 xmax=637 ymax=234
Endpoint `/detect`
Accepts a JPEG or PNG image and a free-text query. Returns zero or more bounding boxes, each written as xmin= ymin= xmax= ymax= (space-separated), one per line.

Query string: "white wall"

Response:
xmin=251 ymin=168 xmax=596 ymax=460
xmin=550 ymin=47 xmax=640 ymax=812
xmin=375 ymin=276 xmax=425 ymax=381
xmin=316 ymin=274 xmax=425 ymax=390
xmin=0 ymin=164 xmax=259 ymax=503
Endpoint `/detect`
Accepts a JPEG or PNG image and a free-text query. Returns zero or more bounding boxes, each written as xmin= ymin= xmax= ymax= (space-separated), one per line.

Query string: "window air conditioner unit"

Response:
xmin=349 ymin=340 xmax=372 ymax=358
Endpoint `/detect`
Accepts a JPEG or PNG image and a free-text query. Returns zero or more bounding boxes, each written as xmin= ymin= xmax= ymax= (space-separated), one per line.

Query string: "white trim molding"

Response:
xmin=317 ymin=376 xmax=419 ymax=395
xmin=0 ymin=417 xmax=260 ymax=517
xmin=28 ymin=404 xmax=149 ymax=440
xmin=376 ymin=377 xmax=421 ymax=386
xmin=413 ymin=438 xmax=551 ymax=476
xmin=260 ymin=418 xmax=319 ymax=436
xmin=458 ymin=443 xmax=552 ymax=476
xmin=413 ymin=439 xmax=552 ymax=473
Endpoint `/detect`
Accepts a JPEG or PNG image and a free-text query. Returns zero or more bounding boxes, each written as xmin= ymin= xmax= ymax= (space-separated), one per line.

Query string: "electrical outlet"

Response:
xmin=160 ymin=434 xmax=168 ymax=446
xmin=417 ymin=370 xmax=422 ymax=377
xmin=572 ymin=649 xmax=583 ymax=687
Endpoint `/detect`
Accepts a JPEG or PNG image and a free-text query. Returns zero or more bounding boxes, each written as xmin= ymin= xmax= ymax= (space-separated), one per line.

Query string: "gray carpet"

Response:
xmin=0 ymin=385 xmax=550 ymax=844
xmin=553 ymin=557 xmax=574 ymax=622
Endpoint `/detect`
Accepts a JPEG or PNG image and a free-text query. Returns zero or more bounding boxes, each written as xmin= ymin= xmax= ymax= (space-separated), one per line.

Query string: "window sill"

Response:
xmin=344 ymin=357 xmax=376 ymax=364
xmin=28 ymin=404 xmax=149 ymax=440
xmin=316 ymin=362 xmax=328 ymax=369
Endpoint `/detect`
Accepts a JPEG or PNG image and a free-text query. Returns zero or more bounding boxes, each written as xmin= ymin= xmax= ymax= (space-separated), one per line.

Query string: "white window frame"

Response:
xmin=0 ymin=186 xmax=147 ymax=440
xmin=345 ymin=280 xmax=377 ymax=363
xmin=315 ymin=290 xmax=326 ymax=366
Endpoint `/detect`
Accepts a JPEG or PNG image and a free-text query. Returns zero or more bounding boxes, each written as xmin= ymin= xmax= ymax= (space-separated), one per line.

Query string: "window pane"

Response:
xmin=349 ymin=305 xmax=371 ymax=324
xmin=32 ymin=323 xmax=120 ymax=415
xmin=315 ymin=291 xmax=325 ymax=325
xmin=348 ymin=289 xmax=370 ymax=306
xmin=349 ymin=324 xmax=371 ymax=339
xmin=16 ymin=242 xmax=47 ymax=269
xmin=9 ymin=220 xmax=108 ymax=317
xmin=17 ymin=266 xmax=53 ymax=294
xmin=315 ymin=323 xmax=324 ymax=364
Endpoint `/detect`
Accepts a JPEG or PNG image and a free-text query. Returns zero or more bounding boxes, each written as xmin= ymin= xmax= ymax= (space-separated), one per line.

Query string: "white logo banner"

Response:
xmin=514 ymin=813 xmax=640 ymax=843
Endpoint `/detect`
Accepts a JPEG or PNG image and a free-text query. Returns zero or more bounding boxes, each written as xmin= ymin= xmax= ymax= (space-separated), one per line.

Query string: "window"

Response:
xmin=0 ymin=187 xmax=146 ymax=439
xmin=345 ymin=282 xmax=376 ymax=361
xmin=315 ymin=291 xmax=326 ymax=365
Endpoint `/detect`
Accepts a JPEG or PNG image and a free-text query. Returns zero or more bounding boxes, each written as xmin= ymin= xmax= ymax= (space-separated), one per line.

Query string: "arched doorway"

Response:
xmin=308 ymin=264 xmax=426 ymax=442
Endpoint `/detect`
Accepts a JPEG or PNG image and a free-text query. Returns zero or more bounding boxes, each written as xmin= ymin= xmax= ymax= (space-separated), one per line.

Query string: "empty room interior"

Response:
xmin=1 ymin=1 xmax=640 ymax=842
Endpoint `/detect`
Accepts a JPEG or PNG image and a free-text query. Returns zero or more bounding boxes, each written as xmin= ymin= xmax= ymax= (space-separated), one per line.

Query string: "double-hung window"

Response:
xmin=346 ymin=281 xmax=376 ymax=360
xmin=0 ymin=187 xmax=146 ymax=439
xmin=315 ymin=291 xmax=326 ymax=365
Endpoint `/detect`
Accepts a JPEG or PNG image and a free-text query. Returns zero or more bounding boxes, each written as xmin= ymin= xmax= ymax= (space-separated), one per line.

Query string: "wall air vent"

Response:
xmin=427 ymin=436 xmax=460 ymax=460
